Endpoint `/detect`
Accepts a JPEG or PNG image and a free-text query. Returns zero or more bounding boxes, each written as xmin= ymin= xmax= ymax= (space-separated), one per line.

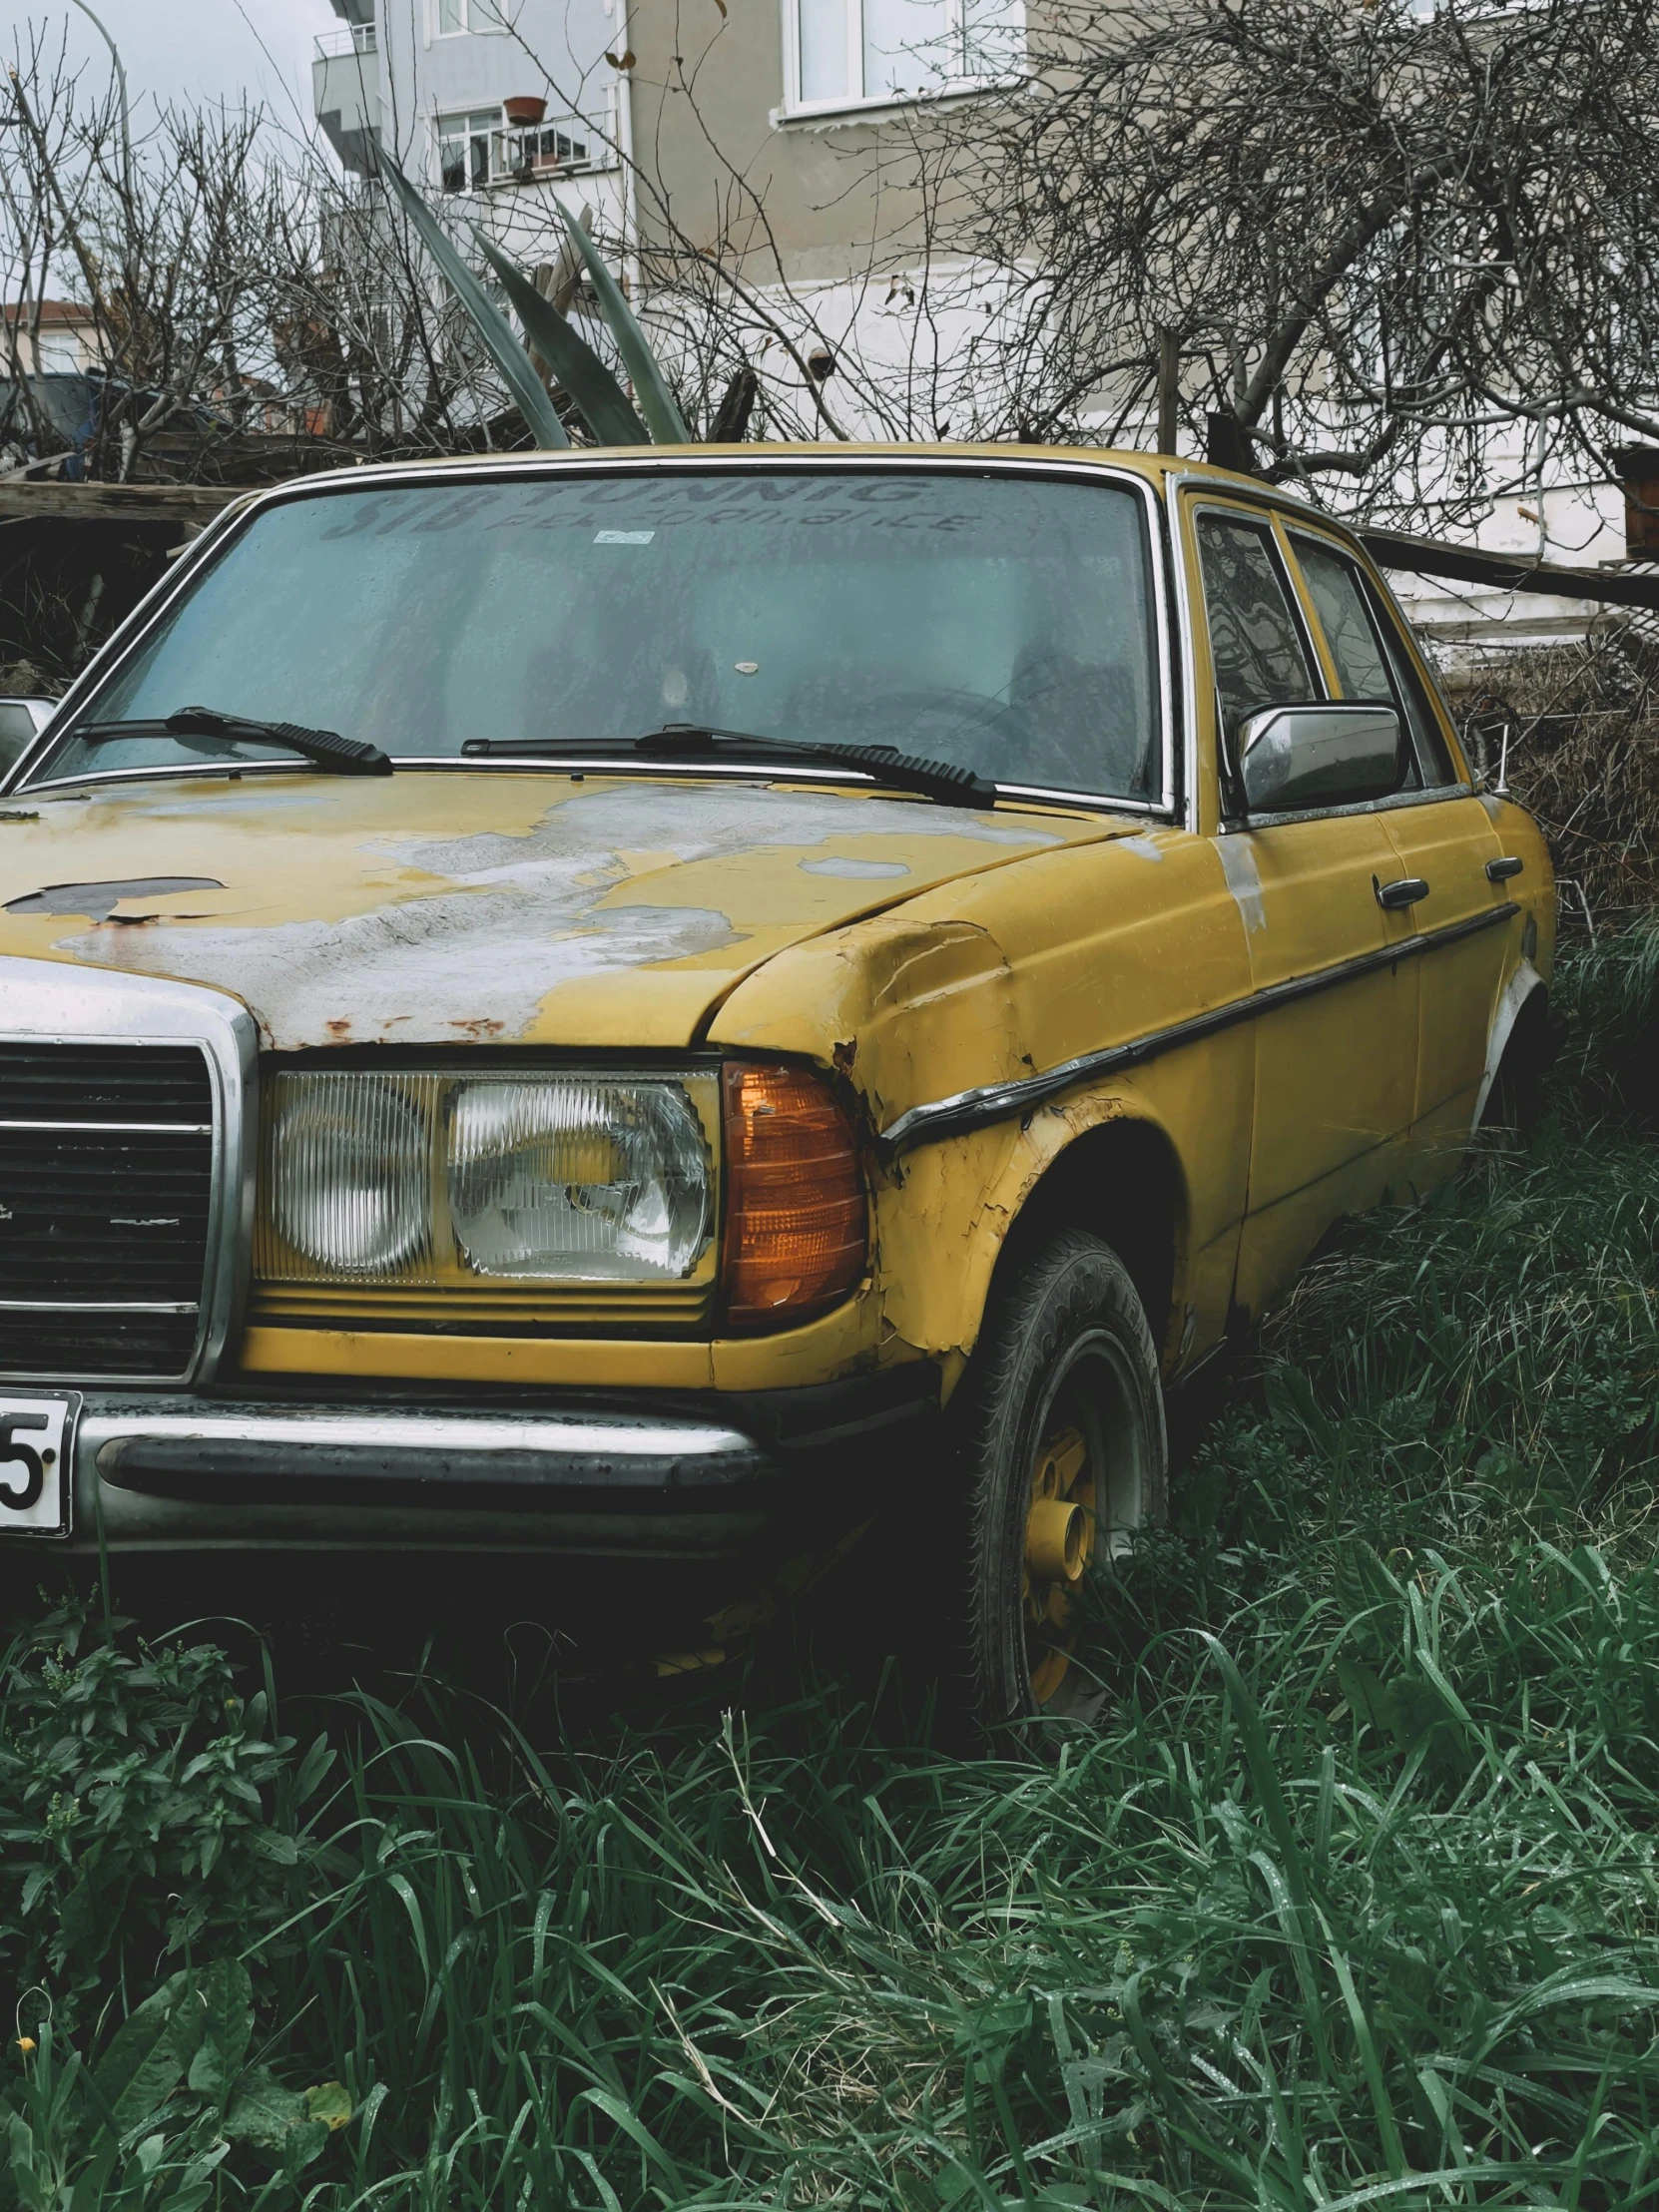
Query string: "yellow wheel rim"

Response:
xmin=1022 ymin=1423 xmax=1095 ymax=1705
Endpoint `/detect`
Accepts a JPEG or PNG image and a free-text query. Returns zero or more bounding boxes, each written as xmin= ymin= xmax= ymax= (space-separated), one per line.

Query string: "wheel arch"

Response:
xmin=980 ymin=1106 xmax=1191 ymax=1371
xmin=1472 ymin=958 xmax=1548 ymax=1130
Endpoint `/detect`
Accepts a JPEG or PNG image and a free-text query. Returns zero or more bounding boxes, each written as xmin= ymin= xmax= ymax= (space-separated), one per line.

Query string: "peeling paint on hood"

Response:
xmin=0 ymin=771 xmax=1124 ymax=1049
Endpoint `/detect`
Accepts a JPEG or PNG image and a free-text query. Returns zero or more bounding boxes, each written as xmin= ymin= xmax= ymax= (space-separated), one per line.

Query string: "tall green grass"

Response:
xmin=5 ymin=935 xmax=1659 ymax=2207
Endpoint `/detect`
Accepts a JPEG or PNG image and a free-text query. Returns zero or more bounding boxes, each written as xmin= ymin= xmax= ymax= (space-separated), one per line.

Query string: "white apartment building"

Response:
xmin=312 ymin=0 xmax=629 ymax=260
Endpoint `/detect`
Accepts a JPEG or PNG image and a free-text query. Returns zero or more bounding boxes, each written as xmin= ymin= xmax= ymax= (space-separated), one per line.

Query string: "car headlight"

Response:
xmin=448 ymin=1079 xmax=709 ymax=1281
xmin=270 ymin=1072 xmax=433 ymax=1277
xmin=258 ymin=1068 xmax=715 ymax=1285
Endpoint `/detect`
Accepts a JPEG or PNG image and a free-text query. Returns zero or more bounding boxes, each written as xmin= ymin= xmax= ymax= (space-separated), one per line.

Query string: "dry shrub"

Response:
xmin=1447 ymin=621 xmax=1659 ymax=933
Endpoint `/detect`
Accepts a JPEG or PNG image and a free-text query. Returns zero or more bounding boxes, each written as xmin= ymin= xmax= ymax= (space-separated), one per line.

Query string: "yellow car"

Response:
xmin=0 ymin=446 xmax=1551 ymax=1733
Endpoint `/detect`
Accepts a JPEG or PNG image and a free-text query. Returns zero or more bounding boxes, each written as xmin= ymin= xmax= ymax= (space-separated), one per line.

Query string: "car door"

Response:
xmin=1284 ymin=528 xmax=1512 ymax=1176
xmin=1188 ymin=499 xmax=1420 ymax=1323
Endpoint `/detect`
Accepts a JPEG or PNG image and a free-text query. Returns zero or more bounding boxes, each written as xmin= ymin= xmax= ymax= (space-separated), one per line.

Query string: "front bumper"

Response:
xmin=49 ymin=1367 xmax=940 ymax=1554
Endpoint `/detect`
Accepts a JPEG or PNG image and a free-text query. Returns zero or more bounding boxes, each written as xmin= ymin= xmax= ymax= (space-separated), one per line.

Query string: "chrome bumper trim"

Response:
xmin=68 ymin=1395 xmax=783 ymax=1554
xmin=84 ymin=1400 xmax=771 ymax=1496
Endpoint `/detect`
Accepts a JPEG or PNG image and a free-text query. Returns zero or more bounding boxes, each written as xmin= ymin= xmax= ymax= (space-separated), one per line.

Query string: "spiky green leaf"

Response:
xmin=553 ymin=203 xmax=690 ymax=443
xmin=370 ymin=146 xmax=569 ymax=450
xmin=473 ymin=234 xmax=648 ymax=446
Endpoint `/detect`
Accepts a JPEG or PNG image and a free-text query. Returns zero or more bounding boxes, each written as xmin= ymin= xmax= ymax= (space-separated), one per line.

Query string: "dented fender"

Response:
xmin=711 ymin=829 xmax=1255 ymax=1382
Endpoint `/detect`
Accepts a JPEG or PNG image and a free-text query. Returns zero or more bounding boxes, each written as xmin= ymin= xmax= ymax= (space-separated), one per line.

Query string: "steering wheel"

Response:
xmin=870 ymin=687 xmax=1026 ymax=746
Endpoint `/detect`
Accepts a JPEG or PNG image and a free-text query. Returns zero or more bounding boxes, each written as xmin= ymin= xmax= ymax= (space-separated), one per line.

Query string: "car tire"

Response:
xmin=946 ymin=1228 xmax=1167 ymax=1747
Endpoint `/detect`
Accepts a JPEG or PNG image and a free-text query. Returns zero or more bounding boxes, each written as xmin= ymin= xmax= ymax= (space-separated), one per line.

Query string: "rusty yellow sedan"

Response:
xmin=0 ymin=447 xmax=1551 ymax=1735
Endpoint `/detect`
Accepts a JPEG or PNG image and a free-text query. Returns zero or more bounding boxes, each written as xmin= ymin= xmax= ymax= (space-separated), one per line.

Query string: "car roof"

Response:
xmin=218 ymin=439 xmax=1344 ymax=526
xmin=262 ymin=437 xmax=1178 ymax=484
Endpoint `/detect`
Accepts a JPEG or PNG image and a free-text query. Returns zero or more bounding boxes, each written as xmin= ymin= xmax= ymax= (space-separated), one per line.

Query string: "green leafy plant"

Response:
xmin=372 ymin=147 xmax=690 ymax=449
xmin=0 ymin=1961 xmax=350 ymax=2208
xmin=0 ymin=1606 xmax=331 ymax=2023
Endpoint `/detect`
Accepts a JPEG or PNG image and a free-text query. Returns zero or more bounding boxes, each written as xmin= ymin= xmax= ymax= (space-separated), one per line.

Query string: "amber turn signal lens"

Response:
xmin=722 ymin=1061 xmax=866 ymax=1330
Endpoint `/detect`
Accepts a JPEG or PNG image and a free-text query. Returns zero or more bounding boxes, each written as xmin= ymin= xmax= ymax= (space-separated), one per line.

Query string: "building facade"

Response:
xmin=313 ymin=0 xmax=630 ymax=257
xmin=2 ymin=299 xmax=100 ymax=376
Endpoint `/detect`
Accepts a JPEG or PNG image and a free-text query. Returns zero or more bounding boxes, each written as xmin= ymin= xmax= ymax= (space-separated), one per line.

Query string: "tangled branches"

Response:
xmin=922 ymin=0 xmax=1659 ymax=520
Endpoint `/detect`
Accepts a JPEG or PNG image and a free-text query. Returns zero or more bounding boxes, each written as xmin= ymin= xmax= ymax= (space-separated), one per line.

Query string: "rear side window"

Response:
xmin=1296 ymin=541 xmax=1392 ymax=700
xmin=1196 ymin=514 xmax=1318 ymax=731
xmin=1293 ymin=535 xmax=1455 ymax=788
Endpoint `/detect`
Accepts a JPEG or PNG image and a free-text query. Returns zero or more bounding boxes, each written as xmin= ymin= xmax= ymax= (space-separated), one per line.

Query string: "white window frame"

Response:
xmin=434 ymin=105 xmax=602 ymax=193
xmin=435 ymin=108 xmax=503 ymax=193
xmin=431 ymin=0 xmax=512 ymax=38
xmin=781 ymin=0 xmax=1023 ymax=119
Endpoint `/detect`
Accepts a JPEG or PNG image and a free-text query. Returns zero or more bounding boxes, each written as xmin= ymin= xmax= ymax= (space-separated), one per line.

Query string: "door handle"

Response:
xmin=1374 ymin=874 xmax=1429 ymax=911
xmin=1486 ymin=855 xmax=1524 ymax=882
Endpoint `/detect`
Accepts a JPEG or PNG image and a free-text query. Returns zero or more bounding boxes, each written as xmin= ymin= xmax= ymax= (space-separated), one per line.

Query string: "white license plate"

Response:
xmin=0 ymin=1392 xmax=77 ymax=1537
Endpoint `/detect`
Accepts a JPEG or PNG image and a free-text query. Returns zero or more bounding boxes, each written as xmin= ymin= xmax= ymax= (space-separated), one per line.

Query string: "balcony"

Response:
xmin=315 ymin=23 xmax=377 ymax=58
xmin=312 ymin=20 xmax=381 ymax=178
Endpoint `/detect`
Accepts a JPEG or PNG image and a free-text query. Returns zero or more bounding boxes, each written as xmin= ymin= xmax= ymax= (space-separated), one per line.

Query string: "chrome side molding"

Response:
xmin=878 ymin=902 xmax=1519 ymax=1158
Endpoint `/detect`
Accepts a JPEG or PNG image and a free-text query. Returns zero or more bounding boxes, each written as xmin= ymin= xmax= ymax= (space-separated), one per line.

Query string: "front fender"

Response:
xmin=709 ymin=874 xmax=1234 ymax=1381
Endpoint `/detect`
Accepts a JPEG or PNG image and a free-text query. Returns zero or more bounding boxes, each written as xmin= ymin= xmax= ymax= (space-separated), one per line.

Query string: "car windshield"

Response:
xmin=34 ymin=466 xmax=1163 ymax=800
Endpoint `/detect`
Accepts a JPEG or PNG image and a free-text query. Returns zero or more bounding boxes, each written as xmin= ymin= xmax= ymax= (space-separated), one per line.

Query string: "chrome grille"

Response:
xmin=0 ymin=1042 xmax=215 ymax=1379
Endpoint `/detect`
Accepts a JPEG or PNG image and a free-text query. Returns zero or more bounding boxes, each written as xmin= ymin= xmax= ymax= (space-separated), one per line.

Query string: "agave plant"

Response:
xmin=371 ymin=144 xmax=691 ymax=448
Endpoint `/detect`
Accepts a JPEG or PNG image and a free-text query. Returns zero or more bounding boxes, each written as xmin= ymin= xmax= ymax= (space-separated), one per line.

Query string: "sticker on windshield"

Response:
xmin=594 ymin=529 xmax=655 ymax=545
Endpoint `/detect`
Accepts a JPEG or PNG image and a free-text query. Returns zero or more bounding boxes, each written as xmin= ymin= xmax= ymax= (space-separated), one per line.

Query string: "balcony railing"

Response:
xmin=315 ymin=22 xmax=377 ymax=60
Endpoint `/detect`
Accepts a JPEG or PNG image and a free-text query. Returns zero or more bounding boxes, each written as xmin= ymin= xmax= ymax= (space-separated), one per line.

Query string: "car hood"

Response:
xmin=0 ymin=771 xmax=1124 ymax=1049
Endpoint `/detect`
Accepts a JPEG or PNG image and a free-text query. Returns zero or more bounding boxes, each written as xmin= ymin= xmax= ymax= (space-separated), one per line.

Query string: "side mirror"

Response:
xmin=1236 ymin=702 xmax=1402 ymax=815
xmin=0 ymin=700 xmax=53 ymax=776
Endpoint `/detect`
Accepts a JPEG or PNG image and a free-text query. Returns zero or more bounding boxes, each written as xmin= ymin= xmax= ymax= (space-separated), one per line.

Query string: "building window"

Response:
xmin=791 ymin=0 xmax=1021 ymax=110
xmin=438 ymin=109 xmax=499 ymax=191
xmin=502 ymin=123 xmax=591 ymax=179
xmin=437 ymin=108 xmax=593 ymax=191
xmin=435 ymin=0 xmax=509 ymax=35
xmin=34 ymin=328 xmax=84 ymax=373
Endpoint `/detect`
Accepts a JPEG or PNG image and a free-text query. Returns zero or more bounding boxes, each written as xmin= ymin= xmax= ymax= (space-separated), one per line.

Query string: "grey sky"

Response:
xmin=1 ymin=1 xmax=340 ymax=127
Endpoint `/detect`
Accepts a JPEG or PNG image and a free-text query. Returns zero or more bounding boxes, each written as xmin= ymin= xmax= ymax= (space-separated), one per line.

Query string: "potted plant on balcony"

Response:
xmin=502 ymin=96 xmax=548 ymax=180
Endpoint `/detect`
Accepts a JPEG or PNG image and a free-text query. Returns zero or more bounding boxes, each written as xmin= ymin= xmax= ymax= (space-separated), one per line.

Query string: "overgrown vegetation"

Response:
xmin=1461 ymin=626 xmax=1659 ymax=932
xmin=3 ymin=935 xmax=1659 ymax=2207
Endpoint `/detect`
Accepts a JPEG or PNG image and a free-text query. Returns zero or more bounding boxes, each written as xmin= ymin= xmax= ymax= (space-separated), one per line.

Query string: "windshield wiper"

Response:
xmin=463 ymin=724 xmax=996 ymax=809
xmin=72 ymin=705 xmax=393 ymax=778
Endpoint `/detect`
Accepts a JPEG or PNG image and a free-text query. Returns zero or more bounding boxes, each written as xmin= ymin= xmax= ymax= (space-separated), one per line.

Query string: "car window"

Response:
xmin=1364 ymin=574 xmax=1457 ymax=786
xmin=0 ymin=703 xmax=37 ymax=771
xmin=37 ymin=471 xmax=1165 ymax=803
xmin=1295 ymin=540 xmax=1392 ymax=700
xmin=1292 ymin=535 xmax=1454 ymax=788
xmin=1195 ymin=513 xmax=1318 ymax=732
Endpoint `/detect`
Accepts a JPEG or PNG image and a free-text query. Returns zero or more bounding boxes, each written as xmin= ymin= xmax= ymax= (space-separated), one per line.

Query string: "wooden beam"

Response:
xmin=0 ymin=480 xmax=245 ymax=527
xmin=1362 ymin=525 xmax=1659 ymax=614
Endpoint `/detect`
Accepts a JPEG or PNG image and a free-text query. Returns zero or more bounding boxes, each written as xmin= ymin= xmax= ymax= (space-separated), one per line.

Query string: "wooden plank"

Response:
xmin=0 ymin=480 xmax=245 ymax=526
xmin=1362 ymin=524 xmax=1659 ymax=614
